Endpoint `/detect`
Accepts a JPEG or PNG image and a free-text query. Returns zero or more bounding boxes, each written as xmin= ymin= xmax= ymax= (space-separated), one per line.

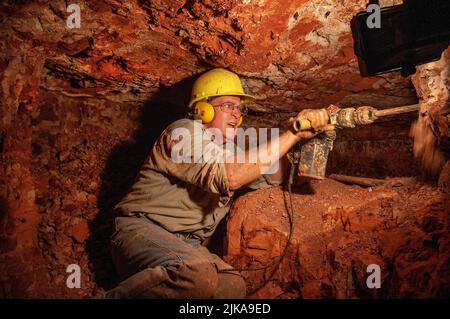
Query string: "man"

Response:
xmin=103 ymin=68 xmax=332 ymax=298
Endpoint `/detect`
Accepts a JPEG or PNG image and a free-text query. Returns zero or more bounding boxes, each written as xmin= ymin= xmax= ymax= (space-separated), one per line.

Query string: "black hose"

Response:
xmin=218 ymin=150 xmax=298 ymax=295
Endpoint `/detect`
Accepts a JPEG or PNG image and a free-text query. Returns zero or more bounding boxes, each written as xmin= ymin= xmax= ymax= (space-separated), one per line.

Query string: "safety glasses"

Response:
xmin=213 ymin=102 xmax=248 ymax=115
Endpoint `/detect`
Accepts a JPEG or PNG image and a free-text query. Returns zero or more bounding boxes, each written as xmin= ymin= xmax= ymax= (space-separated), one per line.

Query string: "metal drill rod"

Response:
xmin=293 ymin=103 xmax=420 ymax=131
xmin=373 ymin=104 xmax=420 ymax=118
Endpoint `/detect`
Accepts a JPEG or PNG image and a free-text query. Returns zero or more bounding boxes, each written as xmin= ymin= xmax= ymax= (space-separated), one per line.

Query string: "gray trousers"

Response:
xmin=104 ymin=216 xmax=246 ymax=299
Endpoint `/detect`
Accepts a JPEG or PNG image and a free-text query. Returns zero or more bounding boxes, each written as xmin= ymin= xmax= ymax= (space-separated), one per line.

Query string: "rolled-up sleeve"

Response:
xmin=149 ymin=119 xmax=232 ymax=198
xmin=244 ymin=174 xmax=281 ymax=190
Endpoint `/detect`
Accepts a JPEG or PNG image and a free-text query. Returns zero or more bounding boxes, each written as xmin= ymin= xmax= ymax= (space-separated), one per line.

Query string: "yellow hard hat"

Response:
xmin=188 ymin=68 xmax=255 ymax=108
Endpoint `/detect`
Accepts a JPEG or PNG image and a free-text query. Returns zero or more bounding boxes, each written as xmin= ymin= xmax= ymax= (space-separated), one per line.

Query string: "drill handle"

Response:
xmin=293 ymin=118 xmax=312 ymax=131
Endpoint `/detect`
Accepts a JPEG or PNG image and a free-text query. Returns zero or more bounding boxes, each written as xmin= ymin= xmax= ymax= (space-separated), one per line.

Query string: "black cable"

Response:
xmin=218 ymin=148 xmax=299 ymax=295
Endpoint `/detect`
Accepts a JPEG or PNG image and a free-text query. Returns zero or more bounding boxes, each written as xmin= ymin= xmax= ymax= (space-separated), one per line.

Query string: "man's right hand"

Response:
xmin=288 ymin=108 xmax=335 ymax=139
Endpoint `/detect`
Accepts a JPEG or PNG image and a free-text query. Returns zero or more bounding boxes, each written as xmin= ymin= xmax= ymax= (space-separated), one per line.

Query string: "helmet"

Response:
xmin=188 ymin=68 xmax=255 ymax=125
xmin=188 ymin=68 xmax=255 ymax=108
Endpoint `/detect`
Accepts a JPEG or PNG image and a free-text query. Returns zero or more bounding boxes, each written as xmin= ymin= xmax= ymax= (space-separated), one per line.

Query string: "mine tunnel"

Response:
xmin=0 ymin=0 xmax=449 ymax=299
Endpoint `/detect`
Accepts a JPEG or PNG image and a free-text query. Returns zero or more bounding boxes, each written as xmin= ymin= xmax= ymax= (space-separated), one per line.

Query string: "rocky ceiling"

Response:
xmin=1 ymin=0 xmax=417 ymax=120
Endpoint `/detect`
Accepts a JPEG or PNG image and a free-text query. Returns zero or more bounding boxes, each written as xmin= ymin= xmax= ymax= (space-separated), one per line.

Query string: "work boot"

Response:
xmin=101 ymin=266 xmax=167 ymax=299
xmin=99 ymin=260 xmax=218 ymax=299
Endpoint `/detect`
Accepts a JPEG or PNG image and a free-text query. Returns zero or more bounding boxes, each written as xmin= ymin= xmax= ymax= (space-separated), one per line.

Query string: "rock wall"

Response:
xmin=410 ymin=47 xmax=450 ymax=176
xmin=224 ymin=176 xmax=450 ymax=298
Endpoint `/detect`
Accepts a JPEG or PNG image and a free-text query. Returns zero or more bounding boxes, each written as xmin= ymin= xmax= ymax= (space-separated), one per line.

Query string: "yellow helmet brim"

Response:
xmin=189 ymin=93 xmax=255 ymax=108
xmin=188 ymin=68 xmax=256 ymax=108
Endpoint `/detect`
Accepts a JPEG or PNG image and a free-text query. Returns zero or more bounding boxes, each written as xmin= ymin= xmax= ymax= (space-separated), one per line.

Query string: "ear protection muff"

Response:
xmin=193 ymin=101 xmax=243 ymax=126
xmin=236 ymin=115 xmax=243 ymax=127
xmin=193 ymin=101 xmax=215 ymax=124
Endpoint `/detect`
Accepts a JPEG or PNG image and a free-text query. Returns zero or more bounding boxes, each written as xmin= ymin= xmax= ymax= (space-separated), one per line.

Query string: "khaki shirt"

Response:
xmin=115 ymin=119 xmax=277 ymax=239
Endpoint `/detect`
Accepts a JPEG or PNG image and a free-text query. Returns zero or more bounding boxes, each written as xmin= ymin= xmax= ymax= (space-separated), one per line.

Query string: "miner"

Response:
xmin=102 ymin=68 xmax=333 ymax=298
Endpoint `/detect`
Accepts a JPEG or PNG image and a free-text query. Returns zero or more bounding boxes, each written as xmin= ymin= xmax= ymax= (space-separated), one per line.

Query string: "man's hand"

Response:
xmin=226 ymin=108 xmax=334 ymax=191
xmin=288 ymin=108 xmax=335 ymax=139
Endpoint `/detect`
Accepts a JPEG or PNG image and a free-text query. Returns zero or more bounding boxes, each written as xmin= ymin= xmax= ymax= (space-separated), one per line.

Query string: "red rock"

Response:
xmin=410 ymin=47 xmax=450 ymax=176
xmin=438 ymin=160 xmax=450 ymax=193
xmin=224 ymin=178 xmax=449 ymax=298
xmin=68 ymin=219 xmax=90 ymax=244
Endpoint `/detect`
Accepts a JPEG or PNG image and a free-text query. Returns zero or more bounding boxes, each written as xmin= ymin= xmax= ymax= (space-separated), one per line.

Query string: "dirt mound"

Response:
xmin=224 ymin=177 xmax=450 ymax=298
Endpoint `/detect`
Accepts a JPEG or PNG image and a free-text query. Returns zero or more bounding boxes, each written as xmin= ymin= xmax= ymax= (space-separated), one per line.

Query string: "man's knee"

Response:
xmin=214 ymin=272 xmax=247 ymax=299
xmin=165 ymin=260 xmax=218 ymax=298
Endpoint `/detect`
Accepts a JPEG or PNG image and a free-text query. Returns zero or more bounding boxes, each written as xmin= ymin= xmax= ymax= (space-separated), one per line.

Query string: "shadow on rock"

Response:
xmin=86 ymin=75 xmax=196 ymax=291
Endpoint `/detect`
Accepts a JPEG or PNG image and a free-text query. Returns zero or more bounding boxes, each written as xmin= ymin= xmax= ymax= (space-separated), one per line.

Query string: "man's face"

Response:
xmin=205 ymin=95 xmax=242 ymax=141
